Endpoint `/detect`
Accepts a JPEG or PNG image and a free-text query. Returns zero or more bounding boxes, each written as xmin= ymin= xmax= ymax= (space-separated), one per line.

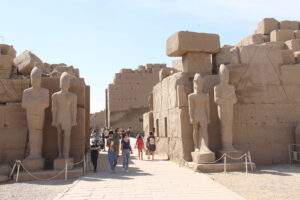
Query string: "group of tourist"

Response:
xmin=89 ymin=127 xmax=156 ymax=173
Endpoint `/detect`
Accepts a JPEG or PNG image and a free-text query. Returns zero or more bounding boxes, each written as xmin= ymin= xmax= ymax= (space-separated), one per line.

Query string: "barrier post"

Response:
xmin=83 ymin=154 xmax=86 ymax=175
xmin=245 ymin=154 xmax=248 ymax=173
xmin=65 ymin=162 xmax=68 ymax=181
xmin=289 ymin=144 xmax=292 ymax=167
xmin=9 ymin=162 xmax=17 ymax=178
xmin=248 ymin=151 xmax=253 ymax=171
xmin=224 ymin=154 xmax=227 ymax=173
xmin=16 ymin=161 xmax=21 ymax=183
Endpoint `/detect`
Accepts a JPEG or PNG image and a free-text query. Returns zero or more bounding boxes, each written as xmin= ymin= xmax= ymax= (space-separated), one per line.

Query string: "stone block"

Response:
xmin=214 ymin=45 xmax=232 ymax=68
xmin=256 ymin=18 xmax=279 ymax=34
xmin=218 ymin=150 xmax=244 ymax=163
xmin=14 ymin=50 xmax=43 ymax=75
xmin=0 ymin=175 xmax=8 ymax=183
xmin=166 ymin=31 xmax=220 ymax=57
xmin=0 ymin=164 xmax=11 ymax=176
xmin=74 ymin=68 xmax=80 ymax=77
xmin=54 ymin=158 xmax=74 ymax=170
xmin=172 ymin=59 xmax=183 ymax=72
xmin=182 ymin=52 xmax=212 ymax=77
xmin=230 ymin=46 xmax=240 ymax=64
xmin=294 ymin=51 xmax=300 ymax=63
xmin=285 ymin=39 xmax=300 ymax=51
xmin=295 ymin=123 xmax=300 ymax=147
xmin=0 ymin=55 xmax=14 ymax=79
xmin=191 ymin=151 xmax=215 ymax=164
xmin=0 ymin=79 xmax=30 ymax=103
xmin=270 ymin=30 xmax=295 ymax=42
xmin=22 ymin=158 xmax=45 ymax=171
xmin=281 ymin=64 xmax=300 ymax=85
xmin=0 ymin=44 xmax=16 ymax=57
xmin=236 ymin=34 xmax=264 ymax=46
xmin=120 ymin=68 xmax=133 ymax=73
xmin=295 ymin=30 xmax=300 ymax=39
xmin=264 ymin=41 xmax=286 ymax=49
xmin=280 ymin=20 xmax=299 ymax=30
xmin=281 ymin=50 xmax=295 ymax=64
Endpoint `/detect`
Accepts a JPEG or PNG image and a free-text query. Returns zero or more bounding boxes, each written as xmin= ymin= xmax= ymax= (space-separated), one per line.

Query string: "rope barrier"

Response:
xmin=200 ymin=153 xmax=226 ymax=164
xmin=226 ymin=153 xmax=247 ymax=160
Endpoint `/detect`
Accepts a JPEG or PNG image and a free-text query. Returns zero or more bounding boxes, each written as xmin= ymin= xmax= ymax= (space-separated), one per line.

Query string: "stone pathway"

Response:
xmin=55 ymin=148 xmax=245 ymax=200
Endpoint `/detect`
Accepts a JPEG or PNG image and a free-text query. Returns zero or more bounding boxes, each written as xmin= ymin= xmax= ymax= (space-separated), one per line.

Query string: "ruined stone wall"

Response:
xmin=107 ymin=64 xmax=166 ymax=133
xmin=90 ymin=110 xmax=105 ymax=129
xmin=0 ymin=44 xmax=89 ymax=169
xmin=145 ymin=18 xmax=300 ymax=165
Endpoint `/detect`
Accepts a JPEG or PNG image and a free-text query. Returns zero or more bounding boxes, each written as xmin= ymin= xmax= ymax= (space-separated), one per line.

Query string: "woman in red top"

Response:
xmin=135 ymin=134 xmax=144 ymax=160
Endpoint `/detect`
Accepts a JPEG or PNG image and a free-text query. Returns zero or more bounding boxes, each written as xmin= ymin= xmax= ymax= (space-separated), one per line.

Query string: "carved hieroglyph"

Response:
xmin=52 ymin=72 xmax=77 ymax=159
xmin=214 ymin=64 xmax=237 ymax=151
xmin=21 ymin=66 xmax=49 ymax=159
xmin=188 ymin=74 xmax=213 ymax=153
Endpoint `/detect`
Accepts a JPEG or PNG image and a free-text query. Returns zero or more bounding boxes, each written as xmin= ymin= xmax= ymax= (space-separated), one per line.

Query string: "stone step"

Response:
xmin=185 ymin=161 xmax=256 ymax=173
xmin=13 ymin=168 xmax=83 ymax=182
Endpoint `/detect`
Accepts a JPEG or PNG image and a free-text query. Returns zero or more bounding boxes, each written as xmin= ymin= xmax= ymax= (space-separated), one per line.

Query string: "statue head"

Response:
xmin=60 ymin=72 xmax=70 ymax=92
xmin=193 ymin=73 xmax=203 ymax=93
xmin=219 ymin=64 xmax=229 ymax=85
xmin=30 ymin=66 xmax=42 ymax=89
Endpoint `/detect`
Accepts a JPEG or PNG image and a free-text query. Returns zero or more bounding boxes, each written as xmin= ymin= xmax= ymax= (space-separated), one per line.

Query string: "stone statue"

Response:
xmin=52 ymin=72 xmax=77 ymax=160
xmin=188 ymin=73 xmax=215 ymax=163
xmin=214 ymin=64 xmax=237 ymax=152
xmin=21 ymin=66 xmax=49 ymax=170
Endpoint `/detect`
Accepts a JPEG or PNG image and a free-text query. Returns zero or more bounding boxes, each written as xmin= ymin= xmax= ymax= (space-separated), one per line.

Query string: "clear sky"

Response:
xmin=1 ymin=0 xmax=299 ymax=113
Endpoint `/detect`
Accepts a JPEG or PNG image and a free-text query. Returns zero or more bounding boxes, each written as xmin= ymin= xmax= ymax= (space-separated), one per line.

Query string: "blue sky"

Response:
xmin=1 ymin=0 xmax=299 ymax=112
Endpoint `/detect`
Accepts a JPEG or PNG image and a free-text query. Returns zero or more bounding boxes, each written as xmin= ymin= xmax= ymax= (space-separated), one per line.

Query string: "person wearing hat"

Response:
xmin=107 ymin=131 xmax=118 ymax=172
xmin=90 ymin=139 xmax=100 ymax=172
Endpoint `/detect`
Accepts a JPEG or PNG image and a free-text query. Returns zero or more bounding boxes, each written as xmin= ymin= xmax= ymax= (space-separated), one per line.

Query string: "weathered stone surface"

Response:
xmin=0 ymin=79 xmax=30 ymax=103
xmin=14 ymin=50 xmax=43 ymax=75
xmin=255 ymin=18 xmax=279 ymax=34
xmin=90 ymin=110 xmax=105 ymax=129
xmin=264 ymin=41 xmax=286 ymax=49
xmin=294 ymin=51 xmax=300 ymax=63
xmin=281 ymin=50 xmax=295 ymax=65
xmin=270 ymin=30 xmax=295 ymax=42
xmin=236 ymin=34 xmax=264 ymax=46
xmin=230 ymin=46 xmax=240 ymax=64
xmin=191 ymin=151 xmax=215 ymax=164
xmin=285 ymin=39 xmax=300 ymax=51
xmin=295 ymin=30 xmax=300 ymax=39
xmin=0 ymin=164 xmax=11 ymax=176
xmin=263 ymin=34 xmax=270 ymax=42
xmin=172 ymin=59 xmax=183 ymax=72
xmin=54 ymin=158 xmax=74 ymax=170
xmin=280 ymin=20 xmax=299 ymax=30
xmin=0 ymin=175 xmax=8 ymax=183
xmin=214 ymin=45 xmax=233 ymax=68
xmin=0 ymin=55 xmax=13 ymax=79
xmin=182 ymin=52 xmax=212 ymax=77
xmin=166 ymin=31 xmax=220 ymax=57
xmin=22 ymin=158 xmax=45 ymax=171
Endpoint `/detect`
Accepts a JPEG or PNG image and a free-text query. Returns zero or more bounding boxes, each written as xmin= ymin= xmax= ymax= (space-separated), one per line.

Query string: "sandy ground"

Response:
xmin=0 ymin=179 xmax=76 ymax=200
xmin=207 ymin=164 xmax=300 ymax=200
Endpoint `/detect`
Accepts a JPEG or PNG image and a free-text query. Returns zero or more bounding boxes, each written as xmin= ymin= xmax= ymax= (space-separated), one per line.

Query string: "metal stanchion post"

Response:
xmin=224 ymin=154 xmax=227 ymax=173
xmin=9 ymin=162 xmax=17 ymax=178
xmin=245 ymin=154 xmax=248 ymax=173
xmin=83 ymin=154 xmax=86 ymax=175
xmin=289 ymin=144 xmax=292 ymax=167
xmin=65 ymin=162 xmax=68 ymax=181
xmin=248 ymin=151 xmax=253 ymax=171
xmin=16 ymin=161 xmax=20 ymax=183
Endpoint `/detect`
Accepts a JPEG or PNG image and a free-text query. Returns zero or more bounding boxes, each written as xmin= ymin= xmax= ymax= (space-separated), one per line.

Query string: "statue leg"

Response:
xmin=193 ymin=123 xmax=200 ymax=151
xmin=199 ymin=124 xmax=212 ymax=153
xmin=63 ymin=127 xmax=71 ymax=159
xmin=57 ymin=125 xmax=63 ymax=158
xmin=28 ymin=129 xmax=43 ymax=158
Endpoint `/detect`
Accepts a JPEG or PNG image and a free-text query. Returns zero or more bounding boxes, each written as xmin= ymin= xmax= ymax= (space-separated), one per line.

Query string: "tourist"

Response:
xmin=114 ymin=128 xmax=121 ymax=157
xmin=121 ymin=133 xmax=133 ymax=172
xmin=100 ymin=132 xmax=105 ymax=151
xmin=135 ymin=134 xmax=144 ymax=160
xmin=126 ymin=127 xmax=132 ymax=137
xmin=147 ymin=132 xmax=156 ymax=160
xmin=107 ymin=131 xmax=118 ymax=173
xmin=90 ymin=139 xmax=100 ymax=172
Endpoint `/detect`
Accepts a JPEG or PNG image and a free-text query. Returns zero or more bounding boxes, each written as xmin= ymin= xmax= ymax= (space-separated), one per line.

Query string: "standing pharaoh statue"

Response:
xmin=21 ymin=66 xmax=49 ymax=170
xmin=214 ymin=64 xmax=241 ymax=156
xmin=52 ymin=72 xmax=77 ymax=169
xmin=188 ymin=73 xmax=215 ymax=163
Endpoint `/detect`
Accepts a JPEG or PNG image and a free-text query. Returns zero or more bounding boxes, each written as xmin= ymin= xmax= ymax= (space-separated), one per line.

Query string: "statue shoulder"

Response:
xmin=23 ymin=87 xmax=33 ymax=94
xmin=52 ymin=91 xmax=60 ymax=99
xmin=68 ymin=91 xmax=77 ymax=99
xmin=40 ymin=88 xmax=49 ymax=95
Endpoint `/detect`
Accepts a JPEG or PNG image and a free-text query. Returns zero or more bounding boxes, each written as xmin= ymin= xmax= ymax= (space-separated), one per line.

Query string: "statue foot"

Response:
xmin=194 ymin=148 xmax=200 ymax=152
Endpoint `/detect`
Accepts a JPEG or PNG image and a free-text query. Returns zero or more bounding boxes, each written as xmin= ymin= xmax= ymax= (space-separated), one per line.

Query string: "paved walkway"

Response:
xmin=55 ymin=146 xmax=245 ymax=200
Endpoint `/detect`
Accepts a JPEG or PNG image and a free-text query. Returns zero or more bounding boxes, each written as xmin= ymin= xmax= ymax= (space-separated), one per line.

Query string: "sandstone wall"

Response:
xmin=0 ymin=45 xmax=89 ymax=169
xmin=106 ymin=64 xmax=166 ymax=133
xmin=90 ymin=110 xmax=105 ymax=129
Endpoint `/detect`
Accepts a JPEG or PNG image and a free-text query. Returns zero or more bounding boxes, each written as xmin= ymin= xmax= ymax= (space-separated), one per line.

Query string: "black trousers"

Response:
xmin=91 ymin=151 xmax=98 ymax=171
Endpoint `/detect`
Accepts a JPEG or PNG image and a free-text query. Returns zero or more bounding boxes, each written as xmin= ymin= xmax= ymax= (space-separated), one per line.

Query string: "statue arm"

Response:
xmin=21 ymin=93 xmax=29 ymax=109
xmin=41 ymin=90 xmax=50 ymax=109
xmin=71 ymin=95 xmax=77 ymax=126
xmin=206 ymin=95 xmax=210 ymax=124
xmin=214 ymin=86 xmax=223 ymax=105
xmin=51 ymin=95 xmax=57 ymax=126
xmin=188 ymin=95 xmax=194 ymax=123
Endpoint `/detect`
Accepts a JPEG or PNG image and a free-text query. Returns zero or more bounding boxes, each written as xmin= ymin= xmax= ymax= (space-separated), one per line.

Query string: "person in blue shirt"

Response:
xmin=121 ymin=133 xmax=133 ymax=173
